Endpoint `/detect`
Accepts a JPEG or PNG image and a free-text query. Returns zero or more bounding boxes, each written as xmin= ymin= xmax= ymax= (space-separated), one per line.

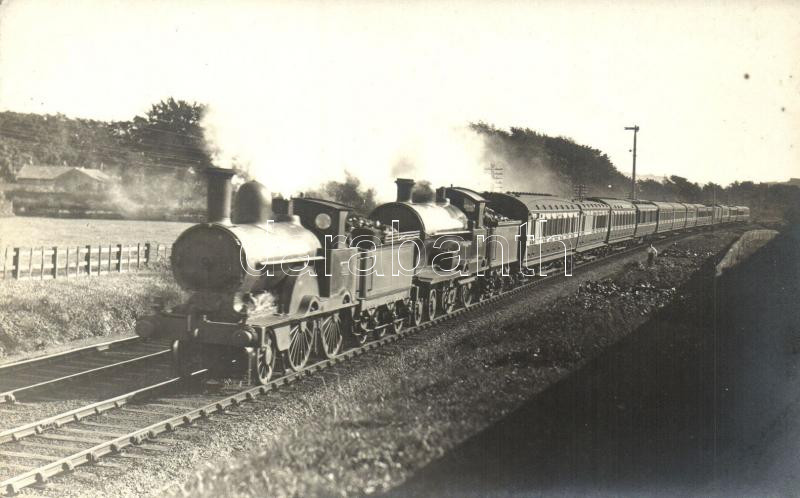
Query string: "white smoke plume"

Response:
xmin=202 ymin=105 xmax=494 ymax=202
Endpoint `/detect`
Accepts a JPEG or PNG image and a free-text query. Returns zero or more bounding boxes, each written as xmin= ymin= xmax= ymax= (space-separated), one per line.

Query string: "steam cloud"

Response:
xmin=202 ymin=107 xmax=495 ymax=202
xmin=477 ymin=129 xmax=572 ymax=197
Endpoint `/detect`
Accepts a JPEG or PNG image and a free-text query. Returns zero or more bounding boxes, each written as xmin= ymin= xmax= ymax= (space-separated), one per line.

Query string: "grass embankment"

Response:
xmin=179 ymin=232 xmax=737 ymax=497
xmin=0 ymin=216 xmax=190 ymax=248
xmin=0 ymin=263 xmax=184 ymax=359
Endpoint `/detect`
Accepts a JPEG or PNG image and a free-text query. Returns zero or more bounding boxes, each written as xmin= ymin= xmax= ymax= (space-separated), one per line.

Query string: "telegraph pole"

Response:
xmin=484 ymin=163 xmax=504 ymax=192
xmin=624 ymin=125 xmax=639 ymax=200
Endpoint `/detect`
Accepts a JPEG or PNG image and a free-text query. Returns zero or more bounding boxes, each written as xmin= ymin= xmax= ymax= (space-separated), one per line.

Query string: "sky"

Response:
xmin=0 ymin=0 xmax=798 ymax=197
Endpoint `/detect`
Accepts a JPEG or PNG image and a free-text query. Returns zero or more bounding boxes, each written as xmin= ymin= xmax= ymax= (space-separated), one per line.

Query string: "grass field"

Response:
xmin=0 ymin=216 xmax=191 ymax=248
xmin=0 ymin=263 xmax=185 ymax=359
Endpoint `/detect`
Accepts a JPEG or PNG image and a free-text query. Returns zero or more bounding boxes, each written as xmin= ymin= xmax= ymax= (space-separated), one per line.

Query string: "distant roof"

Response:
xmin=59 ymin=168 xmax=113 ymax=182
xmin=15 ymin=165 xmax=72 ymax=180
xmin=15 ymin=165 xmax=112 ymax=182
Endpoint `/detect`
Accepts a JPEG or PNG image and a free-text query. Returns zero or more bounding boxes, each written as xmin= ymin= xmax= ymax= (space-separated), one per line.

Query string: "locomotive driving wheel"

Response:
xmin=458 ymin=283 xmax=473 ymax=308
xmin=253 ymin=339 xmax=276 ymax=384
xmin=441 ymin=287 xmax=457 ymax=314
xmin=388 ymin=302 xmax=405 ymax=334
xmin=320 ymin=313 xmax=343 ymax=358
xmin=410 ymin=298 xmax=424 ymax=327
xmin=286 ymin=321 xmax=314 ymax=372
xmin=427 ymin=288 xmax=438 ymax=320
xmin=373 ymin=306 xmax=389 ymax=339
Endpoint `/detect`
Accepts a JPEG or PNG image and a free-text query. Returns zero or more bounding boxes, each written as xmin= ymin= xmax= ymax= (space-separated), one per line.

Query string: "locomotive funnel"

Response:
xmin=395 ymin=178 xmax=415 ymax=203
xmin=206 ymin=167 xmax=236 ymax=224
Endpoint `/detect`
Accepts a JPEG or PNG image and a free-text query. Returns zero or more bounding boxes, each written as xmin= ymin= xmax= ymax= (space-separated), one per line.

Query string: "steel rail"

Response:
xmin=0 ymin=349 xmax=171 ymax=404
xmin=0 ymin=375 xmax=196 ymax=445
xmin=0 ymin=228 xmax=723 ymax=494
xmin=0 ymin=337 xmax=141 ymax=374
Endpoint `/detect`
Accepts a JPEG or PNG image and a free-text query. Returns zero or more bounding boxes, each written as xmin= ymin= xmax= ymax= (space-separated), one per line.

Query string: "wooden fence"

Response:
xmin=0 ymin=243 xmax=171 ymax=280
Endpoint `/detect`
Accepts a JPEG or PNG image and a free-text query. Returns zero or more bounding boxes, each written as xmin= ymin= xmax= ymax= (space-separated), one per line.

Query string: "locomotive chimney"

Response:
xmin=435 ymin=187 xmax=448 ymax=204
xmin=395 ymin=178 xmax=415 ymax=203
xmin=206 ymin=167 xmax=236 ymax=224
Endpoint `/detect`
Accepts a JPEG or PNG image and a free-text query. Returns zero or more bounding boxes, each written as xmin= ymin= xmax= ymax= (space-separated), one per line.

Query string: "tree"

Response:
xmin=668 ymin=175 xmax=702 ymax=202
xmin=0 ymin=143 xmax=32 ymax=181
xmin=130 ymin=98 xmax=212 ymax=171
xmin=307 ymin=173 xmax=378 ymax=215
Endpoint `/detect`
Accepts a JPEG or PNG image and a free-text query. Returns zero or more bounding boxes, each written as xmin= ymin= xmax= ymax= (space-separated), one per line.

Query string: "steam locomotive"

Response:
xmin=135 ymin=168 xmax=749 ymax=384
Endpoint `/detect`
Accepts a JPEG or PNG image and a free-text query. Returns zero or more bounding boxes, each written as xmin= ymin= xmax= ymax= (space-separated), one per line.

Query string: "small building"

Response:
xmin=14 ymin=165 xmax=113 ymax=192
xmin=54 ymin=168 xmax=113 ymax=192
xmin=13 ymin=165 xmax=72 ymax=190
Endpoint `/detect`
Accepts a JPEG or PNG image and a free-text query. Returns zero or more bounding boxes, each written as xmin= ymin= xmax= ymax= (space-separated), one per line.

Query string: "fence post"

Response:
xmin=65 ymin=247 xmax=70 ymax=278
xmin=28 ymin=247 xmax=33 ymax=278
xmin=12 ymin=248 xmax=20 ymax=279
xmin=144 ymin=242 xmax=151 ymax=266
xmin=116 ymin=244 xmax=123 ymax=272
xmin=52 ymin=246 xmax=59 ymax=279
xmin=136 ymin=243 xmax=141 ymax=271
xmin=77 ymin=246 xmax=83 ymax=277
xmin=85 ymin=245 xmax=92 ymax=276
xmin=40 ymin=246 xmax=45 ymax=280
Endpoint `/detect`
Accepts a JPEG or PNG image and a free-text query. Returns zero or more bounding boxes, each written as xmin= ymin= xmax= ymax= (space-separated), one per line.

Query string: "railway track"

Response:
xmin=0 ymin=338 xmax=172 ymax=405
xmin=0 ymin=229 xmax=725 ymax=495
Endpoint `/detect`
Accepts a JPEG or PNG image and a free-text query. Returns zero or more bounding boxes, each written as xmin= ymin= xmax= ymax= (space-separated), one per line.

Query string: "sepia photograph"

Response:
xmin=0 ymin=0 xmax=798 ymax=496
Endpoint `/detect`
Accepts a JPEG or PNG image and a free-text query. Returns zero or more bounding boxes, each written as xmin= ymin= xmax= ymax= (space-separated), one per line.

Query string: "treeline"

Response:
xmin=472 ymin=122 xmax=630 ymax=198
xmin=473 ymin=123 xmax=799 ymax=222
